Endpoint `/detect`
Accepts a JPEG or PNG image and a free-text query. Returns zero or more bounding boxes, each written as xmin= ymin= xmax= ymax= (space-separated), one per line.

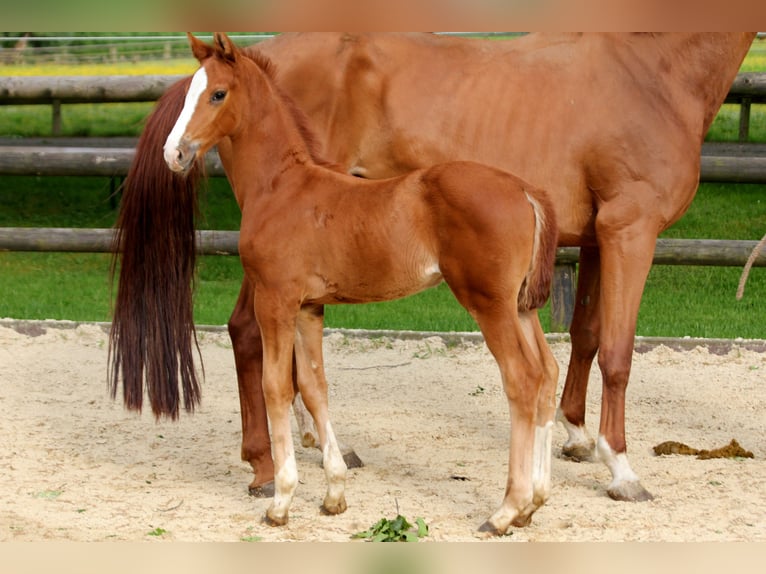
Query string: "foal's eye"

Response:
xmin=210 ymin=90 xmax=227 ymax=103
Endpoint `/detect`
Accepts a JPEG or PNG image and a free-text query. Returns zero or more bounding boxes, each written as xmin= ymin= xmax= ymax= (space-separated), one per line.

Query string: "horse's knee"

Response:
xmin=569 ymin=319 xmax=599 ymax=360
xmin=597 ymin=345 xmax=632 ymax=390
xmin=228 ymin=312 xmax=262 ymax=358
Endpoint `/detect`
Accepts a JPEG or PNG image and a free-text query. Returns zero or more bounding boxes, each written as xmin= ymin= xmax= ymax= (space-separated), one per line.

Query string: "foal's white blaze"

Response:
xmin=597 ymin=434 xmax=640 ymax=488
xmin=163 ymin=67 xmax=208 ymax=170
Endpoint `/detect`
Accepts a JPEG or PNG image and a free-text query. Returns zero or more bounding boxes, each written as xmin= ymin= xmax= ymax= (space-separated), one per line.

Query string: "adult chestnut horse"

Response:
xmin=162 ymin=33 xmax=559 ymax=532
xmin=110 ymin=33 xmax=754 ymax=506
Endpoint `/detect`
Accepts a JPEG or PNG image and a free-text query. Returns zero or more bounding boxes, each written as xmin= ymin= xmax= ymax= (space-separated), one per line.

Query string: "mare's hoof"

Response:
xmin=607 ymin=480 xmax=654 ymax=502
xmin=561 ymin=443 xmax=596 ymax=462
xmin=248 ymin=480 xmax=275 ymax=498
xmin=343 ymin=449 xmax=364 ymax=469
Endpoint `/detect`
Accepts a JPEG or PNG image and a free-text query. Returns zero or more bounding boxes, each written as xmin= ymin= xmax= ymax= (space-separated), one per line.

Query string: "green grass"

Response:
xmin=0 ymin=103 xmax=154 ymax=138
xmin=707 ymin=104 xmax=766 ymax=142
xmin=642 ymin=183 xmax=766 ymax=339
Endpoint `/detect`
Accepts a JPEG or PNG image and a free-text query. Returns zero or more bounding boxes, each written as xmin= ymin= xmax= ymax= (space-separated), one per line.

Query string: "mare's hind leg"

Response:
xmin=228 ymin=278 xmax=275 ymax=497
xmin=520 ymin=310 xmax=559 ymax=507
xmin=293 ymin=305 xmax=348 ymax=515
xmin=557 ymin=247 xmax=600 ymax=462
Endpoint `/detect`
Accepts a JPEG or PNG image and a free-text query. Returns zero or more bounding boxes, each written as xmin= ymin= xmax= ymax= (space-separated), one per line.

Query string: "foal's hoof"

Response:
xmin=248 ymin=480 xmax=275 ymax=498
xmin=607 ymin=480 xmax=654 ymax=502
xmin=320 ymin=449 xmax=364 ymax=469
xmin=561 ymin=443 xmax=596 ymax=462
xmin=511 ymin=512 xmax=533 ymax=528
xmin=264 ymin=510 xmax=288 ymax=527
xmin=301 ymin=432 xmax=318 ymax=449
xmin=321 ymin=495 xmax=348 ymax=516
xmin=342 ymin=449 xmax=364 ymax=469
xmin=477 ymin=520 xmax=508 ymax=536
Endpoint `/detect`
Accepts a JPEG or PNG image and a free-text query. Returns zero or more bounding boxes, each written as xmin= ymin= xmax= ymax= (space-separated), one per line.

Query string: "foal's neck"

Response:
xmin=221 ymin=65 xmax=318 ymax=202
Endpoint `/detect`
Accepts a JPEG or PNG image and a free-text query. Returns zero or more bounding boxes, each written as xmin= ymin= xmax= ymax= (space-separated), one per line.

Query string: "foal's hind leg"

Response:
xmin=294 ymin=305 xmax=348 ymax=516
xmin=453 ymin=300 xmax=543 ymax=535
xmin=481 ymin=308 xmax=544 ymax=534
xmin=520 ymin=310 xmax=559 ymax=507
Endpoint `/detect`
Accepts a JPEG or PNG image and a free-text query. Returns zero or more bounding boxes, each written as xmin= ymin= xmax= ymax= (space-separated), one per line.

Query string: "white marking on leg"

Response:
xmin=556 ymin=407 xmax=595 ymax=454
xmin=532 ymin=422 xmax=553 ymax=504
xmin=322 ymin=421 xmax=347 ymax=510
xmin=163 ymin=68 xmax=208 ymax=169
xmin=271 ymin=450 xmax=298 ymax=520
xmin=597 ymin=434 xmax=639 ymax=490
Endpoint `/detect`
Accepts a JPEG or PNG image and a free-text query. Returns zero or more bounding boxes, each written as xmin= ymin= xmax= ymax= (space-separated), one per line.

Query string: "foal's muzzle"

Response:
xmin=164 ymin=138 xmax=199 ymax=174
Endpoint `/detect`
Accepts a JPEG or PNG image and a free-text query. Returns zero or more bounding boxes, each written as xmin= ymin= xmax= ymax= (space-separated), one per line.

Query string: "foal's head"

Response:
xmin=164 ymin=32 xmax=257 ymax=173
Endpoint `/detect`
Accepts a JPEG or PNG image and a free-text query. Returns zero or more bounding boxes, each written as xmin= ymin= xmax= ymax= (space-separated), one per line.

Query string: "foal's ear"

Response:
xmin=187 ymin=32 xmax=213 ymax=62
xmin=213 ymin=32 xmax=238 ymax=63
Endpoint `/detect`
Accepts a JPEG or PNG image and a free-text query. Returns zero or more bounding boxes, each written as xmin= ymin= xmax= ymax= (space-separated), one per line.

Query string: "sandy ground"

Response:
xmin=1 ymin=320 xmax=764 ymax=542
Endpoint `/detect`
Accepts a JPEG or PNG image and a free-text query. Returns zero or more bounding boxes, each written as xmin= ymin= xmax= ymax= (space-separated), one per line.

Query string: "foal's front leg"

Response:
xmin=254 ymin=294 xmax=301 ymax=526
xmin=294 ymin=305 xmax=348 ymax=515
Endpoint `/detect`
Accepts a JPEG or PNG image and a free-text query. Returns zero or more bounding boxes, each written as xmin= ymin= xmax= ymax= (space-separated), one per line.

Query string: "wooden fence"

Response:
xmin=1 ymin=72 xmax=766 ymax=331
xmin=1 ymin=72 xmax=765 ymax=138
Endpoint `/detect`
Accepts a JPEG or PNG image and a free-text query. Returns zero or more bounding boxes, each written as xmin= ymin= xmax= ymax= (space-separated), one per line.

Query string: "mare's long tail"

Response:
xmin=108 ymin=76 xmax=204 ymax=419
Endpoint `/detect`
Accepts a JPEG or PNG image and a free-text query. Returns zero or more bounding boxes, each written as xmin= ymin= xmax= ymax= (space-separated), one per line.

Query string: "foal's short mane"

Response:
xmin=242 ymin=46 xmax=340 ymax=171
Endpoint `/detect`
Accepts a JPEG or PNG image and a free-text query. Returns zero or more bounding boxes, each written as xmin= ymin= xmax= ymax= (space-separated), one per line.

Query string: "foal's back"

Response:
xmin=248 ymin=160 xmax=552 ymax=310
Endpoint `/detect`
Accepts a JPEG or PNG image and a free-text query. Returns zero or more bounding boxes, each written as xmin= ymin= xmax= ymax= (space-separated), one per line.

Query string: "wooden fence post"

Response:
xmin=550 ymin=263 xmax=576 ymax=333
xmin=51 ymin=99 xmax=62 ymax=136
xmin=739 ymin=97 xmax=751 ymax=141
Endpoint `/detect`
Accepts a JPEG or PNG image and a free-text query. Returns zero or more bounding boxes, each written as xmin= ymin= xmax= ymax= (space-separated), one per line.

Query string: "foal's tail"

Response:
xmin=517 ymin=187 xmax=559 ymax=312
xmin=108 ymin=76 xmax=204 ymax=420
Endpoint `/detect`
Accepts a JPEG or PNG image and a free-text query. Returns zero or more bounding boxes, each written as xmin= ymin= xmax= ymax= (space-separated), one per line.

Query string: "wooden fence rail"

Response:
xmin=2 ymin=71 xmax=764 ymax=105
xmin=1 ymin=72 xmax=765 ymax=137
xmin=2 ymin=143 xmax=765 ymax=182
xmin=3 ymin=228 xmax=763 ymax=267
